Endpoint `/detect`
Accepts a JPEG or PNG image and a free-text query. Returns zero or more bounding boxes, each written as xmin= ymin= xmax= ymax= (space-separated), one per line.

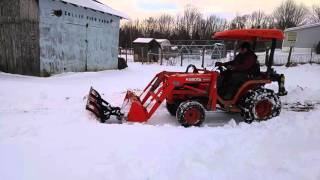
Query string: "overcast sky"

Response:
xmin=102 ymin=0 xmax=319 ymax=20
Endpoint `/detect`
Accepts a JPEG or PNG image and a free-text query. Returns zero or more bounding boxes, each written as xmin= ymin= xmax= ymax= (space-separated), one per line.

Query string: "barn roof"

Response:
xmin=61 ymin=0 xmax=129 ymax=19
xmin=285 ymin=23 xmax=320 ymax=32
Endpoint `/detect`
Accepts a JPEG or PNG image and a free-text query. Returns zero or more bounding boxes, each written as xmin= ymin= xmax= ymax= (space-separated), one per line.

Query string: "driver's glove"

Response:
xmin=215 ymin=62 xmax=223 ymax=67
xmin=226 ymin=65 xmax=234 ymax=70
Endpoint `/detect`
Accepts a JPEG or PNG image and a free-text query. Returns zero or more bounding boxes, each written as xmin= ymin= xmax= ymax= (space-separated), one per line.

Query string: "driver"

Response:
xmin=216 ymin=42 xmax=260 ymax=100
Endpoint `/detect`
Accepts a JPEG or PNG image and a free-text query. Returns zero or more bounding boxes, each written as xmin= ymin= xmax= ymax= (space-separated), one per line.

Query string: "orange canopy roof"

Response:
xmin=213 ymin=29 xmax=285 ymax=41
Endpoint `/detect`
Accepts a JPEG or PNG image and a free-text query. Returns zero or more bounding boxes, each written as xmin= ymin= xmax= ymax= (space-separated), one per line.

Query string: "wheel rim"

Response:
xmin=184 ymin=108 xmax=201 ymax=125
xmin=255 ymin=99 xmax=273 ymax=119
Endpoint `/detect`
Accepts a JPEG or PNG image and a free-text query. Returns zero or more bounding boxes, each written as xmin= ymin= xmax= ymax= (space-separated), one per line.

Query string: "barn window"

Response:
xmin=52 ymin=9 xmax=63 ymax=17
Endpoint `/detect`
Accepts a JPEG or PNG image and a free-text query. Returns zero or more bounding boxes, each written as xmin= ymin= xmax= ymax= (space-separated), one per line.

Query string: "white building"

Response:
xmin=282 ymin=23 xmax=320 ymax=53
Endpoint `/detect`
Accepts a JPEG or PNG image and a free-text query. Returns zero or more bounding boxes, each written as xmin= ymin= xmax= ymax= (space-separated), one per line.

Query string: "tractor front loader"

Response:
xmin=86 ymin=29 xmax=288 ymax=127
xmin=87 ymin=66 xmax=219 ymax=126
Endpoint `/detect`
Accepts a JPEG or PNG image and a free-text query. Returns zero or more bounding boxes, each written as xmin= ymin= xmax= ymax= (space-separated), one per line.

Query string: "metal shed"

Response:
xmin=133 ymin=38 xmax=161 ymax=62
xmin=282 ymin=23 xmax=320 ymax=53
xmin=0 ymin=0 xmax=127 ymax=76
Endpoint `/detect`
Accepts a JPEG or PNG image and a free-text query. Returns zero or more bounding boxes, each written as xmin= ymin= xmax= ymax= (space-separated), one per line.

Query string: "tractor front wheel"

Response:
xmin=239 ymin=88 xmax=281 ymax=123
xmin=176 ymin=101 xmax=205 ymax=127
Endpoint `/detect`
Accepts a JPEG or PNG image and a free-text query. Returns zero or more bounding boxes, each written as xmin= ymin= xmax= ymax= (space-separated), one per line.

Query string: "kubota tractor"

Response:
xmin=86 ymin=29 xmax=288 ymax=127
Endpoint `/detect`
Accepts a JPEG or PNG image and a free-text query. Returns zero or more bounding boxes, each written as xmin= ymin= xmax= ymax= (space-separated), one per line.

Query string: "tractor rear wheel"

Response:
xmin=176 ymin=101 xmax=205 ymax=127
xmin=239 ymin=88 xmax=281 ymax=123
xmin=166 ymin=102 xmax=179 ymax=116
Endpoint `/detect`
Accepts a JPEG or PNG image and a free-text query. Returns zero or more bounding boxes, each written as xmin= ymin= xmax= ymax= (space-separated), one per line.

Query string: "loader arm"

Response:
xmin=124 ymin=71 xmax=176 ymax=122
xmin=86 ymin=72 xmax=177 ymax=123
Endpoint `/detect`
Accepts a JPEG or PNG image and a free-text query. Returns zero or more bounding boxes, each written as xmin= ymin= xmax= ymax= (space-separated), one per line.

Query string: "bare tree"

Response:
xmin=247 ymin=11 xmax=276 ymax=28
xmin=263 ymin=15 xmax=276 ymax=28
xmin=230 ymin=14 xmax=250 ymax=29
xmin=310 ymin=5 xmax=320 ymax=23
xmin=248 ymin=11 xmax=265 ymax=28
xmin=273 ymin=0 xmax=309 ymax=30
xmin=157 ymin=14 xmax=174 ymax=37
xmin=204 ymin=15 xmax=228 ymax=36
xmin=182 ymin=5 xmax=202 ymax=38
xmin=142 ymin=17 xmax=157 ymax=37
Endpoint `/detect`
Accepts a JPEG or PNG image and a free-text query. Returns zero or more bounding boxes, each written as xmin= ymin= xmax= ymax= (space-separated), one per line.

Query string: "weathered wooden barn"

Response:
xmin=0 ymin=0 xmax=127 ymax=76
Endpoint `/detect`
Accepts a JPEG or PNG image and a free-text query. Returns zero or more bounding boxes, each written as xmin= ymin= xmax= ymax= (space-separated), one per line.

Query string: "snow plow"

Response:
xmin=86 ymin=29 xmax=288 ymax=127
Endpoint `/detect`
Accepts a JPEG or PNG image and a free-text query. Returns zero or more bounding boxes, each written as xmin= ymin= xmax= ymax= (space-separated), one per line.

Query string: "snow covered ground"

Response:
xmin=1 ymin=62 xmax=320 ymax=180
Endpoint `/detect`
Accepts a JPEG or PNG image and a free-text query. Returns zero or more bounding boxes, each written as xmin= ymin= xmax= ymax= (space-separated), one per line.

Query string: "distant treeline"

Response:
xmin=119 ymin=0 xmax=320 ymax=48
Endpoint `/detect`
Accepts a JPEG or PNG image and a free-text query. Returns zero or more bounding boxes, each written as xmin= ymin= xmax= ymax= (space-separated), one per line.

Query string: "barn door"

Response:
xmin=86 ymin=26 xmax=109 ymax=71
xmin=61 ymin=23 xmax=87 ymax=72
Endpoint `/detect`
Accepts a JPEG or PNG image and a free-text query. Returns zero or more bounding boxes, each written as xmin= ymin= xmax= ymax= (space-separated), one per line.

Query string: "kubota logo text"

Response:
xmin=186 ymin=78 xmax=202 ymax=82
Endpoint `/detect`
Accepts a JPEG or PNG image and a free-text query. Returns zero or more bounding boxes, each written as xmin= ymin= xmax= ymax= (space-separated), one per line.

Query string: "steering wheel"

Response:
xmin=213 ymin=62 xmax=226 ymax=73
xmin=217 ymin=65 xmax=225 ymax=72
xmin=185 ymin=64 xmax=199 ymax=73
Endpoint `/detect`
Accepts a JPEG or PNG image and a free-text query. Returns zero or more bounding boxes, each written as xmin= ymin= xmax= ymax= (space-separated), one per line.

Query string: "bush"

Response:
xmin=316 ymin=42 xmax=320 ymax=54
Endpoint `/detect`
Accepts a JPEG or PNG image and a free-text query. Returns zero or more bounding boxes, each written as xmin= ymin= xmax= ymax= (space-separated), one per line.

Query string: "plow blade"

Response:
xmin=86 ymin=87 xmax=123 ymax=123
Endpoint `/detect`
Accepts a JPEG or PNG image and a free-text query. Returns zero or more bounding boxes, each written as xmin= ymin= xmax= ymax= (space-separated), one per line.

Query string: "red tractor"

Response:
xmin=86 ymin=29 xmax=287 ymax=127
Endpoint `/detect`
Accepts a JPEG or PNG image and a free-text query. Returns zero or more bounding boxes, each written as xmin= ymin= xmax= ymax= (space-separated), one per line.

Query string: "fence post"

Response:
xmin=233 ymin=41 xmax=238 ymax=57
xmin=201 ymin=47 xmax=205 ymax=68
xmin=286 ymin=46 xmax=293 ymax=67
xmin=180 ymin=53 xmax=183 ymax=66
xmin=310 ymin=46 xmax=313 ymax=64
xmin=265 ymin=48 xmax=269 ymax=66
xmin=125 ymin=48 xmax=128 ymax=63
xmin=160 ymin=49 xmax=163 ymax=65
xmin=141 ymin=48 xmax=144 ymax=64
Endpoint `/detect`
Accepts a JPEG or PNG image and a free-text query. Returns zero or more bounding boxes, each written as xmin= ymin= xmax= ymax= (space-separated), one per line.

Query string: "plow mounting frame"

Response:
xmin=86 ymin=87 xmax=124 ymax=123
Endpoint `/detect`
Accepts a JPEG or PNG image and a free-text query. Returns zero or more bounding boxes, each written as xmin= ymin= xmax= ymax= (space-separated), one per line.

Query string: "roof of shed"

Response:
xmin=133 ymin=38 xmax=155 ymax=44
xmin=155 ymin=39 xmax=170 ymax=43
xmin=285 ymin=23 xmax=320 ymax=32
xmin=61 ymin=0 xmax=129 ymax=19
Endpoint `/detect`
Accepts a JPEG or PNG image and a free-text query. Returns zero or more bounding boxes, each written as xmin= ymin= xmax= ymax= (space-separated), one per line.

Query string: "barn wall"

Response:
xmin=39 ymin=0 xmax=120 ymax=76
xmin=0 ymin=0 xmax=40 ymax=76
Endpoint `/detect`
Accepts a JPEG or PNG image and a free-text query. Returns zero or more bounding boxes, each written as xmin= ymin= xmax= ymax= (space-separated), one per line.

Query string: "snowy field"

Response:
xmin=1 ymin=62 xmax=320 ymax=180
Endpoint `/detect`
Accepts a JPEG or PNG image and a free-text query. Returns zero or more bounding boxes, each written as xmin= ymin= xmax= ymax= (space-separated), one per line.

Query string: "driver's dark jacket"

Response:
xmin=224 ymin=51 xmax=260 ymax=76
